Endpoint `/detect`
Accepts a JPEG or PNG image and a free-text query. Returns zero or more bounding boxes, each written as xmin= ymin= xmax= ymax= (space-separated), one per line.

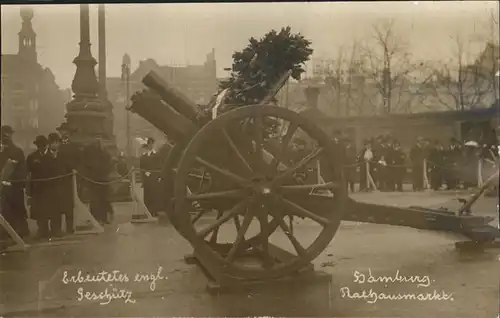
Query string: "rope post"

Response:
xmin=130 ymin=168 xmax=157 ymax=224
xmin=0 ymin=159 xmax=29 ymax=252
xmin=366 ymin=162 xmax=378 ymax=191
xmin=0 ymin=213 xmax=29 ymax=252
xmin=423 ymin=159 xmax=430 ymax=190
xmin=73 ymin=170 xmax=104 ymax=234
xmin=315 ymin=159 xmax=333 ymax=196
xmin=316 ymin=159 xmax=322 ymax=185
xmin=365 ymin=161 xmax=370 ymax=190
xmin=477 ymin=159 xmax=484 ymax=188
xmin=130 ymin=169 xmax=137 ymax=204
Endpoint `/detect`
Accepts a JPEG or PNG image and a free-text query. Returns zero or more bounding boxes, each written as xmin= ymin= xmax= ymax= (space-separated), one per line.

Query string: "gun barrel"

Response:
xmin=142 ymin=71 xmax=200 ymax=123
xmin=129 ymin=90 xmax=196 ymax=142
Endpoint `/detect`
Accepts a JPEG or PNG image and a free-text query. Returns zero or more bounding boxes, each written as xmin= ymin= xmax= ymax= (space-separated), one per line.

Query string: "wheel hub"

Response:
xmin=260 ymin=187 xmax=272 ymax=195
xmin=250 ymin=176 xmax=273 ymax=197
xmin=251 ymin=183 xmax=273 ymax=198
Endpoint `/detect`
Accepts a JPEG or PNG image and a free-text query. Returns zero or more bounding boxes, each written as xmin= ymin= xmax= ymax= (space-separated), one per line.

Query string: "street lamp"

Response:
xmin=121 ymin=53 xmax=131 ymax=158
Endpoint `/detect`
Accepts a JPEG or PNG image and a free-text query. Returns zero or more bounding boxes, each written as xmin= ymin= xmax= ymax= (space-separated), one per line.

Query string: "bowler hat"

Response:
xmin=147 ymin=137 xmax=155 ymax=145
xmin=1 ymin=125 xmax=14 ymax=135
xmin=48 ymin=132 xmax=61 ymax=143
xmin=33 ymin=135 xmax=48 ymax=146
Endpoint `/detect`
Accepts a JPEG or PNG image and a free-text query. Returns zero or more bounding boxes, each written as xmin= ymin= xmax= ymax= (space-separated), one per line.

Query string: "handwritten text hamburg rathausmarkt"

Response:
xmin=339 ymin=269 xmax=454 ymax=304
xmin=61 ymin=266 xmax=168 ymax=305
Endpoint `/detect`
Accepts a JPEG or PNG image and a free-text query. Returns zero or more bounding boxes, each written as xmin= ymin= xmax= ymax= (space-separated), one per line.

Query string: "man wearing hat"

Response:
xmin=81 ymin=136 xmax=114 ymax=224
xmin=387 ymin=141 xmax=407 ymax=192
xmin=26 ymin=135 xmax=49 ymax=238
xmin=140 ymin=137 xmax=162 ymax=216
xmin=427 ymin=140 xmax=445 ymax=191
xmin=40 ymin=132 xmax=69 ymax=236
xmin=358 ymin=139 xmax=375 ymax=192
xmin=444 ymin=137 xmax=462 ymax=190
xmin=56 ymin=122 xmax=79 ymax=234
xmin=409 ymin=137 xmax=426 ymax=191
xmin=0 ymin=125 xmax=30 ymax=238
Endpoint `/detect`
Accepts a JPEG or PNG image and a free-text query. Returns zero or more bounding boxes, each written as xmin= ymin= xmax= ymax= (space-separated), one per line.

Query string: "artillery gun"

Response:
xmin=128 ymin=69 xmax=499 ymax=290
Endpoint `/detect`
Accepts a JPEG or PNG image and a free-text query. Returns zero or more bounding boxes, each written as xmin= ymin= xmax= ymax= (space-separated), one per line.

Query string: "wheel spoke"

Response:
xmin=197 ymin=200 xmax=249 ymax=238
xmin=271 ymin=122 xmax=298 ymax=169
xmin=236 ymin=217 xmax=281 ymax=256
xmin=209 ymin=210 xmax=223 ymax=244
xmin=233 ymin=215 xmax=241 ymax=231
xmin=278 ymin=195 xmax=331 ymax=226
xmin=191 ymin=209 xmax=208 ymax=224
xmin=254 ymin=115 xmax=264 ymax=155
xmin=225 ymin=209 xmax=255 ymax=262
xmin=222 ymin=128 xmax=254 ymax=175
xmin=195 ymin=156 xmax=249 ymax=187
xmin=188 ymin=172 xmax=210 ymax=180
xmin=186 ymin=189 xmax=246 ymax=201
xmin=271 ymin=147 xmax=324 ymax=186
xmin=269 ymin=208 xmax=306 ymax=256
xmin=257 ymin=210 xmax=273 ymax=267
xmin=278 ymin=182 xmax=340 ymax=193
xmin=253 ymin=115 xmax=265 ymax=172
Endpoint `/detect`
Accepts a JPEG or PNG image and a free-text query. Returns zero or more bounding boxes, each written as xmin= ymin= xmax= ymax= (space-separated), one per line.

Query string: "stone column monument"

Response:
xmin=65 ymin=3 xmax=116 ymax=152
xmin=64 ymin=4 xmax=129 ymax=202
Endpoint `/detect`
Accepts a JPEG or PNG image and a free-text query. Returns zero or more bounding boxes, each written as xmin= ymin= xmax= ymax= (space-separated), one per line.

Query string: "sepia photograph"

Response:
xmin=0 ymin=1 xmax=499 ymax=317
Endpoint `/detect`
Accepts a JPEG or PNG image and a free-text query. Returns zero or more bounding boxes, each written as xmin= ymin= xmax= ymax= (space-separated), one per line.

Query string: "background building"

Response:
xmin=1 ymin=7 xmax=68 ymax=152
xmin=106 ymin=49 xmax=217 ymax=155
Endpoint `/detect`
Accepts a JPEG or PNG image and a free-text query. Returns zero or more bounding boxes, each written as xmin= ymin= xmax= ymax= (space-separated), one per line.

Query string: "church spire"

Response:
xmin=18 ymin=6 xmax=37 ymax=62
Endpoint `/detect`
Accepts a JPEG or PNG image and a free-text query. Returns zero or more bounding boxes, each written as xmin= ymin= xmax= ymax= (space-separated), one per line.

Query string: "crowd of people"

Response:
xmin=0 ymin=124 xmax=115 ymax=240
xmin=1 ymin=120 xmax=498 ymax=241
xmin=340 ymin=133 xmax=498 ymax=193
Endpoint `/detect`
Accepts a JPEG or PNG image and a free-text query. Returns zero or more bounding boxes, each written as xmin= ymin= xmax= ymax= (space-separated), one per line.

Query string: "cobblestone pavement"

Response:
xmin=0 ymin=190 xmax=498 ymax=317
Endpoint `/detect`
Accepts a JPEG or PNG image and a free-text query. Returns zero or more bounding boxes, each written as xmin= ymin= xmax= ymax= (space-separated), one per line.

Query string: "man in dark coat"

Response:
xmin=409 ymin=137 xmax=426 ymax=191
xmin=428 ymin=141 xmax=445 ymax=191
xmin=26 ymin=135 xmax=49 ymax=238
xmin=0 ymin=125 xmax=30 ymax=239
xmin=387 ymin=141 xmax=406 ymax=192
xmin=444 ymin=138 xmax=462 ymax=190
xmin=43 ymin=133 xmax=71 ymax=237
xmin=81 ymin=137 xmax=114 ymax=224
xmin=377 ymin=140 xmax=391 ymax=191
xmin=116 ymin=152 xmax=129 ymax=177
xmin=56 ymin=122 xmax=79 ymax=234
xmin=140 ymin=137 xmax=163 ymax=216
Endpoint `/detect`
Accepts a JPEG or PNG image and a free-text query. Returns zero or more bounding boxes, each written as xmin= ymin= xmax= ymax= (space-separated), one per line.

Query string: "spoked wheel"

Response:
xmin=160 ymin=140 xmax=214 ymax=237
xmin=174 ymin=105 xmax=347 ymax=280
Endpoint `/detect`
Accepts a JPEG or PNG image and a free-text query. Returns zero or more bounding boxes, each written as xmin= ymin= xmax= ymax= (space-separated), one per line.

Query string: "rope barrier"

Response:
xmin=75 ymin=168 xmax=135 ymax=185
xmin=1 ymin=154 xmax=497 ymax=189
xmin=2 ymin=168 xmax=158 ymax=185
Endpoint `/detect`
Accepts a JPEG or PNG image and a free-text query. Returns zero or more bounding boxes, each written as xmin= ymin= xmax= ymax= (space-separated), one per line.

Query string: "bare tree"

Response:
xmin=398 ymin=61 xmax=435 ymax=113
xmin=315 ymin=40 xmax=385 ymax=117
xmin=479 ymin=9 xmax=499 ymax=104
xmin=360 ymin=19 xmax=418 ymax=114
xmin=431 ymin=34 xmax=493 ymax=111
xmin=320 ymin=41 xmax=371 ymax=116
xmin=323 ymin=46 xmax=346 ymax=117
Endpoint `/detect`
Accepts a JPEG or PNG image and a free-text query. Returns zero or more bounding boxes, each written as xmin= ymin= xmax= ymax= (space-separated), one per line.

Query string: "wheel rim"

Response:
xmin=174 ymin=105 xmax=347 ymax=280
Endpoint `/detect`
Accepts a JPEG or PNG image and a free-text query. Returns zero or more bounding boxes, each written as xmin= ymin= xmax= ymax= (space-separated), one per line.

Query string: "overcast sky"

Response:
xmin=1 ymin=2 xmax=498 ymax=90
